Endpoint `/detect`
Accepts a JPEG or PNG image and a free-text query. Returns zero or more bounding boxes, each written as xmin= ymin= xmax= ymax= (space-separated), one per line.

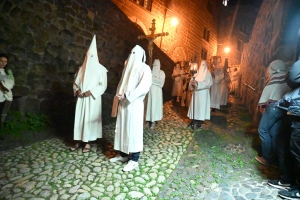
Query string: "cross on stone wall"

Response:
xmin=138 ymin=19 xmax=169 ymax=68
xmin=138 ymin=19 xmax=169 ymax=128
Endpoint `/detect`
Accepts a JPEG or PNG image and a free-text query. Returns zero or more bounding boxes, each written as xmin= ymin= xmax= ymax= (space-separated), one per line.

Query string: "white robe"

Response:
xmin=114 ymin=63 xmax=152 ymax=154
xmin=146 ymin=70 xmax=165 ymax=122
xmin=210 ymin=68 xmax=224 ymax=109
xmin=73 ymin=66 xmax=107 ymax=142
xmin=230 ymin=71 xmax=241 ymax=93
xmin=220 ymin=72 xmax=231 ymax=105
xmin=0 ymin=69 xmax=14 ymax=102
xmin=171 ymin=68 xmax=184 ymax=97
xmin=187 ymin=73 xmax=213 ymax=121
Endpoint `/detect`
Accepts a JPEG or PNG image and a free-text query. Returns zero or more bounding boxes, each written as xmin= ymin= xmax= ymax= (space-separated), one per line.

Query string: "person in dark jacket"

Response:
xmin=267 ymin=60 xmax=300 ymax=199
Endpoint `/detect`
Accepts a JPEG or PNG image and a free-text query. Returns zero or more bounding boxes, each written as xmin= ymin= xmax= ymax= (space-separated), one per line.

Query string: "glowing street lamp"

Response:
xmin=171 ymin=18 xmax=178 ymax=27
xmin=224 ymin=47 xmax=230 ymax=53
xmin=160 ymin=15 xmax=179 ymax=48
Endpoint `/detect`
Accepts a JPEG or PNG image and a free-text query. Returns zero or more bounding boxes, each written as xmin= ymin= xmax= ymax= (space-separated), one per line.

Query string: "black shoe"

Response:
xmin=187 ymin=121 xmax=194 ymax=128
xmin=278 ymin=187 xmax=300 ymax=199
xmin=196 ymin=122 xmax=202 ymax=129
xmin=268 ymin=180 xmax=291 ymax=190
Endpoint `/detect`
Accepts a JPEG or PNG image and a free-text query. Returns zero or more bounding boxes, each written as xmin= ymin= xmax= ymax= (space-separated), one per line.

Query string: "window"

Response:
xmin=207 ymin=1 xmax=213 ymax=14
xmin=237 ymin=40 xmax=243 ymax=52
xmin=203 ymin=27 xmax=210 ymax=42
xmin=131 ymin=0 xmax=153 ymax=11
xmin=201 ymin=48 xmax=208 ymax=60
xmin=239 ymin=23 xmax=249 ymax=35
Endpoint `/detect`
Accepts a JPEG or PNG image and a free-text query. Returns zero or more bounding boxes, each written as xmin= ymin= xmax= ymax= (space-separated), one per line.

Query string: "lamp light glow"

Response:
xmin=224 ymin=47 xmax=230 ymax=53
xmin=171 ymin=18 xmax=178 ymax=27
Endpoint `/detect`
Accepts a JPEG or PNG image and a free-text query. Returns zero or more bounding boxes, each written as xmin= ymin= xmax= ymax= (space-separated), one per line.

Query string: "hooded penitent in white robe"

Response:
xmin=171 ymin=63 xmax=184 ymax=97
xmin=114 ymin=45 xmax=152 ymax=154
xmin=146 ymin=59 xmax=165 ymax=122
xmin=187 ymin=61 xmax=213 ymax=121
xmin=229 ymin=69 xmax=241 ymax=93
xmin=210 ymin=64 xmax=224 ymax=109
xmin=220 ymin=71 xmax=231 ymax=105
xmin=73 ymin=35 xmax=108 ymax=142
xmin=258 ymin=60 xmax=291 ymax=109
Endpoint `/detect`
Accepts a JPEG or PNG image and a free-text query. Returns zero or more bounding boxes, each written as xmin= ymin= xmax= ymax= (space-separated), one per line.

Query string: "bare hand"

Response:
xmin=117 ymin=93 xmax=126 ymax=101
xmin=191 ymin=80 xmax=198 ymax=87
xmin=83 ymin=90 xmax=91 ymax=97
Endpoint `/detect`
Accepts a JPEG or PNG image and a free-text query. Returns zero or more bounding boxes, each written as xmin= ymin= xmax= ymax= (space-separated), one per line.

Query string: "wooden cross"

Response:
xmin=138 ymin=19 xmax=168 ymax=128
xmin=138 ymin=19 xmax=169 ymax=68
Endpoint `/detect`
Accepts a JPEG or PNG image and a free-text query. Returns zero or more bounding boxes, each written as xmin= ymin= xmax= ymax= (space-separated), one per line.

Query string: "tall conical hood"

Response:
xmin=74 ymin=35 xmax=107 ymax=92
xmin=87 ymin=35 xmax=98 ymax=57
xmin=152 ymin=59 xmax=161 ymax=76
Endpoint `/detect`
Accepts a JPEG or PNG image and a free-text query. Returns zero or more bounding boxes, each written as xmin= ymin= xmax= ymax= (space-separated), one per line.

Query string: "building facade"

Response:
xmin=111 ymin=0 xmax=221 ymax=64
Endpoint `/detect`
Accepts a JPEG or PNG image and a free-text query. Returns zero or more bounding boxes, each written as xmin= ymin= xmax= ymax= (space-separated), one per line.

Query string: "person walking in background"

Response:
xmin=187 ymin=60 xmax=213 ymax=129
xmin=146 ymin=59 xmax=165 ymax=129
xmin=71 ymin=35 xmax=108 ymax=153
xmin=110 ymin=45 xmax=152 ymax=172
xmin=220 ymin=60 xmax=231 ymax=106
xmin=255 ymin=60 xmax=291 ymax=166
xmin=0 ymin=53 xmax=14 ymax=126
xmin=171 ymin=62 xmax=184 ymax=102
xmin=229 ymin=68 xmax=241 ymax=95
xmin=210 ymin=62 xmax=224 ymax=112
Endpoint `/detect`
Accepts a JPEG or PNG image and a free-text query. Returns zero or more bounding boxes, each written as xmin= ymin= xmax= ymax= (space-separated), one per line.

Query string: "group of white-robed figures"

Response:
xmin=171 ymin=60 xmax=240 ymax=128
xmin=71 ymin=35 xmax=165 ymax=172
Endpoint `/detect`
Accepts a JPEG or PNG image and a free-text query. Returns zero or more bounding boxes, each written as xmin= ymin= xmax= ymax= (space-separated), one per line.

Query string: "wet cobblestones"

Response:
xmin=0 ymin=95 xmax=282 ymax=199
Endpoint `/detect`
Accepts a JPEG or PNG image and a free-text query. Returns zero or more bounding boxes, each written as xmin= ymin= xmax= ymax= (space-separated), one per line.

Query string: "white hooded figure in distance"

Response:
xmin=71 ymin=35 xmax=108 ymax=153
xmin=146 ymin=59 xmax=166 ymax=129
xmin=229 ymin=68 xmax=241 ymax=94
xmin=210 ymin=62 xmax=224 ymax=111
xmin=187 ymin=60 xmax=213 ymax=129
xmin=171 ymin=62 xmax=184 ymax=102
xmin=110 ymin=45 xmax=152 ymax=172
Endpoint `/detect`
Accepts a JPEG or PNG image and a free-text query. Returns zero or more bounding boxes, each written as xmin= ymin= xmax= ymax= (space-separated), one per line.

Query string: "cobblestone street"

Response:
xmin=0 ymin=95 xmax=282 ymax=200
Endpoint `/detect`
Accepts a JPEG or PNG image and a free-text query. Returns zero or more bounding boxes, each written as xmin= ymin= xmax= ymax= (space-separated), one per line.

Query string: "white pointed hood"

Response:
xmin=117 ymin=45 xmax=147 ymax=94
xmin=152 ymin=59 xmax=161 ymax=76
xmin=75 ymin=35 xmax=107 ymax=92
xmin=195 ymin=60 xmax=209 ymax=82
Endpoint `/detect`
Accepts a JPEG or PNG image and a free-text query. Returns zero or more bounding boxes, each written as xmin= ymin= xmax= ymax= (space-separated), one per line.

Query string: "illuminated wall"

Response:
xmin=111 ymin=0 xmax=221 ymax=63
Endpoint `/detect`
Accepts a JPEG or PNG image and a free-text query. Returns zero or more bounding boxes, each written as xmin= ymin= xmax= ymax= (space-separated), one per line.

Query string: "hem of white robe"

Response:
xmin=210 ymin=104 xmax=221 ymax=109
xmin=73 ymin=136 xmax=102 ymax=143
xmin=114 ymin=147 xmax=143 ymax=154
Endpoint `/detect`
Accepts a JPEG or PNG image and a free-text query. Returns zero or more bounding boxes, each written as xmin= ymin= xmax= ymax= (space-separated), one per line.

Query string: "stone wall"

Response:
xmin=0 ymin=0 xmax=175 ymax=134
xmin=239 ymin=0 xmax=300 ymax=124
xmin=111 ymin=0 xmax=221 ymax=63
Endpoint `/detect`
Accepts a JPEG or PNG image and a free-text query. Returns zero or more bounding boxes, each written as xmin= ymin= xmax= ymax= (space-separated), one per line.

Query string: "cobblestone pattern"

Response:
xmin=0 ymin=96 xmax=283 ymax=199
xmin=0 ymin=101 xmax=192 ymax=200
xmin=158 ymin=95 xmax=282 ymax=199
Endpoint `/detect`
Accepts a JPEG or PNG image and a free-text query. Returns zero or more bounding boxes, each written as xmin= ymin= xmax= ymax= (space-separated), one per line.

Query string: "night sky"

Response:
xmin=226 ymin=0 xmax=263 ymax=7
